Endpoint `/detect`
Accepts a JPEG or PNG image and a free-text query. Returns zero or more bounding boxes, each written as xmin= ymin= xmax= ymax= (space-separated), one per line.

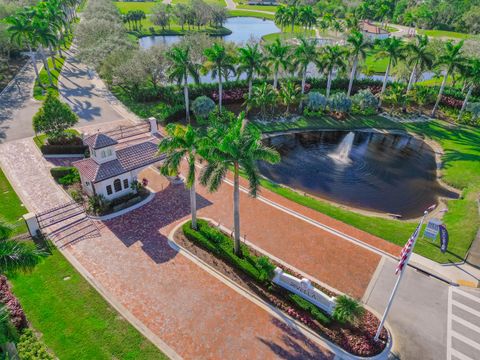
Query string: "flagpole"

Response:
xmin=373 ymin=209 xmax=429 ymax=342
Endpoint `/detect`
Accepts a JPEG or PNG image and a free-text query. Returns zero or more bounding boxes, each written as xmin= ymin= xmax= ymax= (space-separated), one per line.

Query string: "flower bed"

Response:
xmin=0 ymin=275 xmax=27 ymax=330
xmin=176 ymin=219 xmax=388 ymax=357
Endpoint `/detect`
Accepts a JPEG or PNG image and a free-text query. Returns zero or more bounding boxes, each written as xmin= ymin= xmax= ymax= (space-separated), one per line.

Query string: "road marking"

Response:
xmin=451 ymin=314 xmax=480 ymax=334
xmin=447 ymin=286 xmax=480 ymax=360
xmin=452 ymin=300 xmax=480 ymax=318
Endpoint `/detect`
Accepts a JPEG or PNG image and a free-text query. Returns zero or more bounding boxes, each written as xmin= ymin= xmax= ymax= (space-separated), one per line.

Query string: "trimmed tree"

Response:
xmin=32 ymin=92 xmax=78 ymax=139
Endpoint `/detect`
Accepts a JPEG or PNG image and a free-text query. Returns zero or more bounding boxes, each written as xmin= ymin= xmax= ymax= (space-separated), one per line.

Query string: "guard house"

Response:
xmin=360 ymin=20 xmax=390 ymax=41
xmin=73 ymin=133 xmax=163 ymax=200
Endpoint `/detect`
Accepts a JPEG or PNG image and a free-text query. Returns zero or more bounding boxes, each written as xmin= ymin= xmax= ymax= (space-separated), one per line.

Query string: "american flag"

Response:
xmin=395 ymin=224 xmax=421 ymax=275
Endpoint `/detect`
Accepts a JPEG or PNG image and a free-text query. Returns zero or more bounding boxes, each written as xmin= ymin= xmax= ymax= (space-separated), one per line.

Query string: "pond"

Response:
xmin=258 ymin=131 xmax=458 ymax=218
xmin=139 ymin=17 xmax=280 ymax=49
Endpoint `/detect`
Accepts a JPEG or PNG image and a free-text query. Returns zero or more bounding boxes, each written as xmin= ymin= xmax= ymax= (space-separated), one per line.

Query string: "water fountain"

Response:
xmin=329 ymin=132 xmax=355 ymax=163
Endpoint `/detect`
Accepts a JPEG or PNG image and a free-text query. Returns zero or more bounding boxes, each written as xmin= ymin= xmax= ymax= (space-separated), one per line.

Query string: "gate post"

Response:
xmin=148 ymin=117 xmax=158 ymax=135
xmin=23 ymin=213 xmax=40 ymax=237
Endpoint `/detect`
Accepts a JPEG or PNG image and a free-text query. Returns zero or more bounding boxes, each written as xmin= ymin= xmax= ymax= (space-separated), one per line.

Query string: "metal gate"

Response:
xmin=103 ymin=122 xmax=150 ymax=141
xmin=36 ymin=201 xmax=85 ymax=229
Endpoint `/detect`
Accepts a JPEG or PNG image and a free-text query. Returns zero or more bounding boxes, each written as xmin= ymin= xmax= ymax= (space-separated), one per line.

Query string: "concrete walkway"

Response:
xmin=0 ymin=60 xmax=41 ymax=143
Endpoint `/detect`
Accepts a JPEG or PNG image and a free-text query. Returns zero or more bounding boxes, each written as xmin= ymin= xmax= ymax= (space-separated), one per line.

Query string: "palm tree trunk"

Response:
xmin=248 ymin=77 xmax=253 ymax=99
xmin=184 ymin=75 xmax=190 ymax=123
xmin=49 ymin=45 xmax=57 ymax=70
xmin=347 ymin=55 xmax=358 ymax=97
xmin=458 ymin=84 xmax=473 ymax=121
xmin=406 ymin=62 xmax=417 ymax=93
xmin=39 ymin=47 xmax=54 ymax=87
xmin=273 ymin=70 xmax=278 ymax=90
xmin=300 ymin=67 xmax=306 ymax=110
xmin=190 ymin=181 xmax=197 ymax=230
xmin=326 ymin=70 xmax=332 ymax=98
xmin=218 ymin=72 xmax=223 ymax=112
xmin=378 ymin=59 xmax=391 ymax=109
xmin=233 ymin=163 xmax=241 ymax=256
xmin=27 ymin=44 xmax=40 ymax=82
xmin=431 ymin=71 xmax=448 ymax=117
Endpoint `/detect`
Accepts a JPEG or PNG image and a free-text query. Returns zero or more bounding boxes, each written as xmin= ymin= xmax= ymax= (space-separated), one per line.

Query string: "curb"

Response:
xmin=87 ymin=190 xmax=155 ymax=221
xmin=168 ymin=219 xmax=394 ymax=360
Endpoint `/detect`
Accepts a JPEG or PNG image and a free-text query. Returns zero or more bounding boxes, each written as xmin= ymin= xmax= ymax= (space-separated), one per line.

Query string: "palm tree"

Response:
xmin=5 ymin=10 xmax=41 ymax=82
xmin=292 ymin=37 xmax=317 ymax=105
xmin=201 ymin=114 xmax=280 ymax=256
xmin=298 ymin=6 xmax=316 ymax=33
xmin=167 ymin=46 xmax=200 ymax=123
xmin=159 ymin=124 xmax=204 ymax=230
xmin=285 ymin=5 xmax=299 ymax=33
xmin=245 ymin=83 xmax=276 ymax=117
xmin=346 ymin=30 xmax=371 ymax=96
xmin=458 ymin=59 xmax=480 ymax=120
xmin=375 ymin=37 xmax=405 ymax=107
xmin=204 ymin=43 xmax=236 ymax=112
xmin=264 ymin=38 xmax=290 ymax=90
xmin=274 ymin=5 xmax=289 ymax=32
xmin=431 ymin=41 xmax=466 ymax=117
xmin=405 ymin=35 xmax=433 ymax=93
xmin=0 ymin=222 xmax=45 ymax=274
xmin=278 ymin=80 xmax=300 ymax=114
xmin=31 ymin=15 xmax=57 ymax=87
xmin=321 ymin=45 xmax=347 ymax=98
xmin=237 ymin=43 xmax=266 ymax=99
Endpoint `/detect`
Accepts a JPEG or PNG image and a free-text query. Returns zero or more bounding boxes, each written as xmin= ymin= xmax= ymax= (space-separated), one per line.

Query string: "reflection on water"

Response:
xmin=139 ymin=17 xmax=280 ymax=49
xmin=259 ymin=131 xmax=458 ymax=218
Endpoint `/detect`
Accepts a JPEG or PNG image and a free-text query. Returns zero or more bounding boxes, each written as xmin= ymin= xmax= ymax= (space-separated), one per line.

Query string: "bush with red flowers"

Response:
xmin=440 ymin=95 xmax=463 ymax=109
xmin=0 ymin=275 xmax=27 ymax=330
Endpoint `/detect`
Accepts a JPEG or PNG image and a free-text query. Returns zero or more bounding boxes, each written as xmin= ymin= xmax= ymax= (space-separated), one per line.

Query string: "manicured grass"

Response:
xmin=418 ymin=29 xmax=473 ymax=40
xmin=0 ymin=168 xmax=27 ymax=236
xmin=364 ymin=51 xmax=389 ymax=74
xmin=8 ymin=245 xmax=168 ymax=360
xmin=33 ymin=129 xmax=81 ymax=148
xmin=263 ymin=28 xmax=315 ymax=42
xmin=127 ymin=16 xmax=231 ymax=36
xmin=33 ymin=56 xmax=66 ymax=101
xmin=236 ymin=4 xmax=277 ymax=12
xmin=114 ymin=1 xmax=158 ymax=14
xmin=228 ymin=9 xmax=274 ymax=20
xmin=253 ymin=116 xmax=480 ymax=263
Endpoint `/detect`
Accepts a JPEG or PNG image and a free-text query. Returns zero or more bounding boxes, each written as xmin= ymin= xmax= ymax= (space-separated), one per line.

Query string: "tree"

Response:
xmin=285 ymin=5 xmax=299 ymax=33
xmin=346 ymin=31 xmax=371 ymax=97
xmin=204 ymin=42 xmax=236 ymax=112
xmin=375 ymin=37 xmax=405 ymax=108
xmin=321 ymin=45 xmax=347 ymax=98
xmin=167 ymin=45 xmax=200 ymax=123
xmin=201 ymin=113 xmax=280 ymax=256
xmin=245 ymin=83 xmax=276 ymax=117
xmin=278 ymin=80 xmax=300 ymax=114
xmin=431 ymin=40 xmax=466 ymax=117
xmin=0 ymin=238 xmax=44 ymax=274
xmin=159 ymin=124 xmax=205 ymax=230
xmin=264 ymin=38 xmax=290 ymax=90
xmin=32 ymin=92 xmax=78 ymax=139
xmin=292 ymin=37 xmax=317 ymax=106
xmin=274 ymin=5 xmax=289 ymax=32
xmin=405 ymin=35 xmax=433 ymax=93
xmin=458 ymin=59 xmax=480 ymax=121
xmin=237 ymin=43 xmax=266 ymax=99
xmin=152 ymin=4 xmax=171 ymax=31
xmin=298 ymin=6 xmax=316 ymax=33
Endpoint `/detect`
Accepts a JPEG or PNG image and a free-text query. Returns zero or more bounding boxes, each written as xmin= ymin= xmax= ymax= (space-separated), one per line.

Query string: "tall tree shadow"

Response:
xmin=103 ymin=183 xmax=212 ymax=264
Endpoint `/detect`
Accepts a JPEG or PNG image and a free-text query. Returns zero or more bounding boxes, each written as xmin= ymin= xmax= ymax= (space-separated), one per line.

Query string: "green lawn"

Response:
xmin=114 ymin=1 xmax=158 ymax=14
xmin=0 ymin=168 xmax=27 ymax=237
xmin=236 ymin=4 xmax=277 ymax=12
xmin=33 ymin=129 xmax=81 ymax=148
xmin=253 ymin=116 xmax=480 ymax=263
xmin=364 ymin=50 xmax=389 ymax=74
xmin=263 ymin=27 xmax=315 ymax=42
xmin=228 ymin=9 xmax=274 ymax=20
xmin=33 ymin=56 xmax=66 ymax=101
xmin=418 ymin=29 xmax=473 ymax=40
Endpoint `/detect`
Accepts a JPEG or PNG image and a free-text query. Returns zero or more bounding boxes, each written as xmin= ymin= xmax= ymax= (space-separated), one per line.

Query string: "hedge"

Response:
xmin=40 ymin=144 xmax=87 ymax=155
xmin=50 ymin=166 xmax=77 ymax=180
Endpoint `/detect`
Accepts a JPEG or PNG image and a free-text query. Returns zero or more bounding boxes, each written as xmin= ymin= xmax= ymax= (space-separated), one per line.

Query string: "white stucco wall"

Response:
xmin=80 ymin=174 xmax=95 ymax=196
xmin=94 ymin=173 xmax=133 ymax=200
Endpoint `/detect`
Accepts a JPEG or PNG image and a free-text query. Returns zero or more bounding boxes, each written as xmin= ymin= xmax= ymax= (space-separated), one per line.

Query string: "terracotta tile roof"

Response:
xmin=73 ymin=141 xmax=164 ymax=183
xmin=84 ymin=133 xmax=118 ymax=150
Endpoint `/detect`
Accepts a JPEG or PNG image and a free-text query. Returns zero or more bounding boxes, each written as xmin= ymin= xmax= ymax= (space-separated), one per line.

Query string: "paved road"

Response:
xmin=447 ymin=287 xmax=480 ymax=360
xmin=365 ymin=258 xmax=449 ymax=360
xmin=0 ymin=61 xmax=41 ymax=143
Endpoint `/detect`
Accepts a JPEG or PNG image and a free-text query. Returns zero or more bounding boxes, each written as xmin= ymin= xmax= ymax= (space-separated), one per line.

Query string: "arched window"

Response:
xmin=113 ymin=179 xmax=122 ymax=192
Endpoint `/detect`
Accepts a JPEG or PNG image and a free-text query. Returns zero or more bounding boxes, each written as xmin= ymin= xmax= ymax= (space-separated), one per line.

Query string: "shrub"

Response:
xmin=0 ymin=275 xmax=27 ymax=330
xmin=33 ymin=92 xmax=78 ymax=140
xmin=40 ymin=144 xmax=87 ymax=155
xmin=87 ymin=194 xmax=109 ymax=215
xmin=328 ymin=92 xmax=352 ymax=115
xmin=191 ymin=96 xmax=216 ymax=121
xmin=17 ymin=329 xmax=54 ymax=360
xmin=306 ymin=91 xmax=327 ymax=111
xmin=256 ymin=256 xmax=275 ymax=282
xmin=332 ymin=295 xmax=365 ymax=324
xmin=69 ymin=190 xmax=83 ymax=203
xmin=50 ymin=167 xmax=79 ymax=185
xmin=288 ymin=294 xmax=331 ymax=325
xmin=352 ymin=89 xmax=378 ymax=111
xmin=467 ymin=102 xmax=480 ymax=120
